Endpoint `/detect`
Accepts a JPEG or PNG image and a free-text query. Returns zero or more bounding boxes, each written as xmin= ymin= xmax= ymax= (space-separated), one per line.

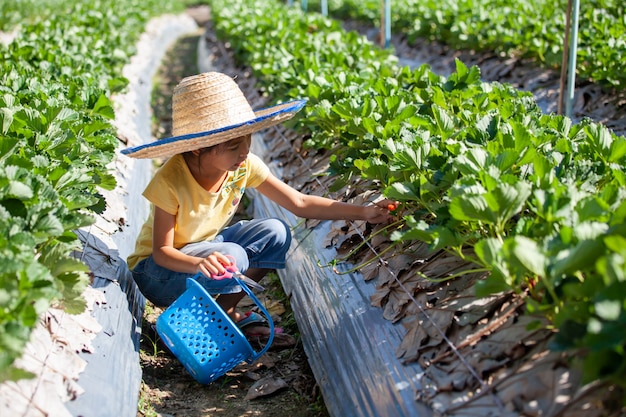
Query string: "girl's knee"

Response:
xmin=257 ymin=219 xmax=291 ymax=263
xmin=220 ymin=243 xmax=249 ymax=271
xmin=264 ymin=218 xmax=292 ymax=246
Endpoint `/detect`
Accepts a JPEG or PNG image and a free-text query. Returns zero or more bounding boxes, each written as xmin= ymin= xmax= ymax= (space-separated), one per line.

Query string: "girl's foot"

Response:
xmin=234 ymin=311 xmax=283 ymax=337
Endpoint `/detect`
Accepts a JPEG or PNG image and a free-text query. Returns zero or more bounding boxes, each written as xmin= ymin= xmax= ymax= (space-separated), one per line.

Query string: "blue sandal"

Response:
xmin=236 ymin=311 xmax=285 ymax=337
xmin=236 ymin=311 xmax=267 ymax=329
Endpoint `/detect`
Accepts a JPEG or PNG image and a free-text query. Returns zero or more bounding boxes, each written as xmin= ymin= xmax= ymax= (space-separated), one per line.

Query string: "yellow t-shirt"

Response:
xmin=126 ymin=152 xmax=270 ymax=270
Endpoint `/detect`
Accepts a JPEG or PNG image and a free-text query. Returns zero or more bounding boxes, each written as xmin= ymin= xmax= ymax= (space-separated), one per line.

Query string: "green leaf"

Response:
xmin=31 ymin=211 xmax=64 ymax=238
xmin=486 ymin=181 xmax=532 ymax=229
xmin=475 ymin=273 xmax=511 ymax=297
xmin=550 ymin=319 xmax=587 ymax=350
xmin=608 ymin=136 xmax=626 ymax=162
xmin=385 ymin=181 xmax=420 ymax=202
xmin=50 ymin=257 xmax=89 ymax=278
xmin=550 ymin=238 xmax=606 ymax=278
xmin=577 ymin=195 xmax=610 ymax=222
xmin=584 ymin=123 xmax=612 ymax=157
xmin=90 ymin=94 xmax=115 ymax=119
xmin=0 ymin=105 xmax=18 ymax=136
xmin=59 ymin=295 xmax=87 ymax=315
xmin=354 ymin=158 xmax=391 ymax=183
xmin=454 ymin=147 xmax=487 ymax=175
xmin=391 ymin=218 xmax=462 ymax=250
xmin=0 ymin=137 xmax=20 ymax=163
xmin=431 ymin=105 xmax=455 ymax=137
xmin=5 ymin=180 xmax=33 ymax=200
xmin=0 ymin=364 xmax=35 ymax=383
xmin=594 ymin=299 xmax=621 ymax=321
xmin=449 ymin=193 xmax=494 ymax=223
xmin=510 ymin=236 xmax=547 ymax=277
xmin=56 ymin=270 xmax=89 ymax=314
xmin=474 ymin=238 xmax=501 ymax=265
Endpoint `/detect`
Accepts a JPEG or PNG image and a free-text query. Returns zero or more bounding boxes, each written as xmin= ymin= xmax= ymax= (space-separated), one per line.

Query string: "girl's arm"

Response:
xmin=256 ymin=173 xmax=394 ymax=224
xmin=152 ymin=206 xmax=230 ymax=276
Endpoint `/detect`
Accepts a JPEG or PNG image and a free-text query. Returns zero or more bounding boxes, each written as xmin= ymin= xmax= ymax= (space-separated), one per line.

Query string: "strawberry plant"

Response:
xmin=0 ymin=0 xmax=184 ymax=382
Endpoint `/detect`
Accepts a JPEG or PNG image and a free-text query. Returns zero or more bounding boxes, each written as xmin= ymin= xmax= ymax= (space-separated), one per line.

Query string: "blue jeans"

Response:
xmin=131 ymin=218 xmax=291 ymax=307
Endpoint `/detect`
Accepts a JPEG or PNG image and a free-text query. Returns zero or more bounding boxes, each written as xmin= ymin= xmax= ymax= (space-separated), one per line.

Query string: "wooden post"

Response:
xmin=558 ymin=0 xmax=572 ymax=115
xmin=380 ymin=0 xmax=391 ymax=48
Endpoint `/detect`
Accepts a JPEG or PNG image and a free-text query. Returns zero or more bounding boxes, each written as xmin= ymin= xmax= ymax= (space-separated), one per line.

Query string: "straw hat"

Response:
xmin=121 ymin=72 xmax=306 ymax=159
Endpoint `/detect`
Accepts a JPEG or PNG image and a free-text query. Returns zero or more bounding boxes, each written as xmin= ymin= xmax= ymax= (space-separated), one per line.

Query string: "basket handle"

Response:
xmin=236 ymin=277 xmax=275 ymax=361
xmin=186 ymin=276 xmax=275 ymax=361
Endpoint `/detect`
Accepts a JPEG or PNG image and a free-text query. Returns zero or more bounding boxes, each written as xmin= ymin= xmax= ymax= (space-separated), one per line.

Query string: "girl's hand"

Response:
xmin=363 ymin=199 xmax=399 ymax=224
xmin=195 ymin=251 xmax=232 ymax=278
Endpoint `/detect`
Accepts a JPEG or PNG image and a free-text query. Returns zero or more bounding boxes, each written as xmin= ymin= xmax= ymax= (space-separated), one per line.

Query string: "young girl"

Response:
xmin=123 ymin=72 xmax=395 ymax=338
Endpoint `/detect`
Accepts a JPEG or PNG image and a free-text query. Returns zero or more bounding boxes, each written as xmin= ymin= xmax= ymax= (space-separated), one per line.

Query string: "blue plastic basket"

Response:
xmin=155 ymin=276 xmax=274 ymax=384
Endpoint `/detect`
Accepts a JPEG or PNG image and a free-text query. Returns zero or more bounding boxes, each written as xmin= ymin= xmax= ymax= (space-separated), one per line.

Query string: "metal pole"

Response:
xmin=287 ymin=0 xmax=294 ymax=6
xmin=321 ymin=0 xmax=328 ymax=16
xmin=566 ymin=0 xmax=581 ymax=118
xmin=379 ymin=0 xmax=391 ymax=48
xmin=302 ymin=0 xmax=308 ymax=11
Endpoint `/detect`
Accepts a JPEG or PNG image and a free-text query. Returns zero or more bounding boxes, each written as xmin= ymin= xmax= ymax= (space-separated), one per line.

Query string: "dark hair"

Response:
xmin=183 ymin=143 xmax=224 ymax=173
xmin=184 ymin=144 xmax=216 ymax=156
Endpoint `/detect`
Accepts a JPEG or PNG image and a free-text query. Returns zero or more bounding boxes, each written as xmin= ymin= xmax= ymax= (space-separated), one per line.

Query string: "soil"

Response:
xmin=138 ymin=283 xmax=327 ymax=417
xmin=136 ymin=8 xmax=328 ymax=417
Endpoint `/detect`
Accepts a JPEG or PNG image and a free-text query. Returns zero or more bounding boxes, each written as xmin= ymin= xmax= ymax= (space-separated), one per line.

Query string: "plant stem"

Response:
xmin=334 ymin=219 xmax=405 ymax=263
xmin=417 ymin=267 xmax=491 ymax=283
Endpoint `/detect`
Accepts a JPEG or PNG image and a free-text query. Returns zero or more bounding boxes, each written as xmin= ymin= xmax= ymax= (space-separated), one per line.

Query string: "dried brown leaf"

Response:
xmin=370 ymin=283 xmax=390 ymax=308
xmin=421 ymin=309 xmax=455 ymax=343
xmin=244 ymin=377 xmax=288 ymax=400
xmin=448 ymin=294 xmax=506 ymax=327
xmin=386 ymin=252 xmax=416 ymax=275
xmin=419 ymin=253 xmax=475 ymax=280
xmin=396 ymin=316 xmax=426 ymax=363
xmin=321 ymin=219 xmax=349 ymax=248
xmin=305 ymin=218 xmax=321 ymax=229
xmin=360 ymin=259 xmax=381 ymax=282
xmin=382 ymin=288 xmax=412 ymax=322
xmin=370 ymin=227 xmax=393 ymax=247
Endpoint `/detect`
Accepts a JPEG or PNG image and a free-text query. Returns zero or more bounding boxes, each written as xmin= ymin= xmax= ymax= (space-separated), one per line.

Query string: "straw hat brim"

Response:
xmin=121 ymin=99 xmax=307 ymax=159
